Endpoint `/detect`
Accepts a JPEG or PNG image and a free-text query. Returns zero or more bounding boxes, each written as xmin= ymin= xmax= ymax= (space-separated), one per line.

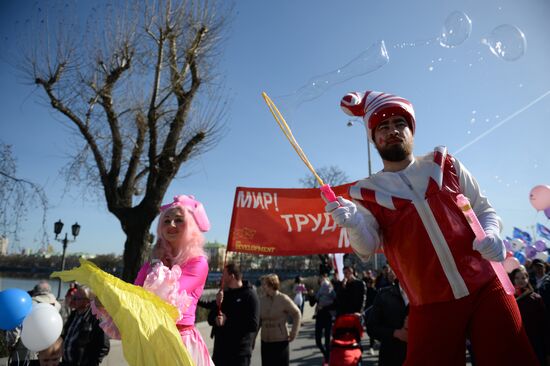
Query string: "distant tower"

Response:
xmin=0 ymin=236 xmax=8 ymax=255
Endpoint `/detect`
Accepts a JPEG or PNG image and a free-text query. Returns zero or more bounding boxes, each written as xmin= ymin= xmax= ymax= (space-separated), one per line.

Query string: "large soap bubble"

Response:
xmin=439 ymin=11 xmax=472 ymax=48
xmin=482 ymin=24 xmax=526 ymax=61
xmin=277 ymin=40 xmax=389 ymax=112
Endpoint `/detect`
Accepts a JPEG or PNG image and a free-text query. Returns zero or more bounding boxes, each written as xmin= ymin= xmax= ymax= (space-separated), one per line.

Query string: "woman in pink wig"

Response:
xmin=134 ymin=194 xmax=214 ymax=365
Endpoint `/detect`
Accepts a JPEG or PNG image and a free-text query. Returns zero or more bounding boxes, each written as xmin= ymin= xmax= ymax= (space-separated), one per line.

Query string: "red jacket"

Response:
xmin=349 ymin=146 xmax=496 ymax=305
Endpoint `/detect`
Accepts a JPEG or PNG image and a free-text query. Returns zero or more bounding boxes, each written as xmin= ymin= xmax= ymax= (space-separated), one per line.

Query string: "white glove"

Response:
xmin=325 ymin=197 xmax=360 ymax=228
xmin=473 ymin=232 xmax=506 ymax=262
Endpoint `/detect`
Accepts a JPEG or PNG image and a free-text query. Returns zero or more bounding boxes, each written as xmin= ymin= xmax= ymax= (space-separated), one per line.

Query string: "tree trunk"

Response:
xmin=119 ymin=209 xmax=156 ymax=282
xmin=121 ymin=231 xmax=148 ymax=282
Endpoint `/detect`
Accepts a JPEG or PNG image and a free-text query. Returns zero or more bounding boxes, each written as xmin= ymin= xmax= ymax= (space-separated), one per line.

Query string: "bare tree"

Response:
xmin=299 ymin=165 xmax=350 ymax=189
xmin=19 ymin=0 xmax=233 ymax=281
xmin=0 ymin=141 xmax=49 ymax=252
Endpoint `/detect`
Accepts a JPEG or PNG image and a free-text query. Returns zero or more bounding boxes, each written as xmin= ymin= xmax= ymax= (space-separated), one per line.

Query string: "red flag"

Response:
xmin=227 ymin=184 xmax=355 ymax=256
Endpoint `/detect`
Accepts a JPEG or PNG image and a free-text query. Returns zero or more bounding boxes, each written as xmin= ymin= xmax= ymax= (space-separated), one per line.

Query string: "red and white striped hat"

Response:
xmin=340 ymin=91 xmax=416 ymax=142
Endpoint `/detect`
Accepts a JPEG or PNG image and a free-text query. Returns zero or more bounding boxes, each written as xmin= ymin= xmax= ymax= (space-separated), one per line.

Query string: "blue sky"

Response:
xmin=1 ymin=0 xmax=550 ymax=255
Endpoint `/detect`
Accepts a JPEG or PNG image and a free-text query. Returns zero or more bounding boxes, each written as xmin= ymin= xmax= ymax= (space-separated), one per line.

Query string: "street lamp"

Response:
xmin=347 ymin=119 xmax=372 ymax=177
xmin=346 ymin=119 xmax=378 ymax=269
xmin=53 ymin=219 xmax=80 ymax=298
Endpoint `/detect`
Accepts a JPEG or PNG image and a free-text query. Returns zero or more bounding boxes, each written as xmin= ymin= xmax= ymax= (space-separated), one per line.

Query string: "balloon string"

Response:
xmin=262 ymin=92 xmax=324 ymax=187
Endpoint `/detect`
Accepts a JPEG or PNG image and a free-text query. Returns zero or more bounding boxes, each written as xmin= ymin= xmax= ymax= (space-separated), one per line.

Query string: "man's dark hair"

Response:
xmin=225 ymin=262 xmax=242 ymax=280
xmin=532 ymin=258 xmax=544 ymax=267
xmin=343 ymin=265 xmax=356 ymax=276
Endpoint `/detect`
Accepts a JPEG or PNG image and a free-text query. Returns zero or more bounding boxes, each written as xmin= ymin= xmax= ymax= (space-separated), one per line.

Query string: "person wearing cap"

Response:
xmin=132 ymin=194 xmax=214 ymax=365
xmin=324 ymin=90 xmax=539 ymax=365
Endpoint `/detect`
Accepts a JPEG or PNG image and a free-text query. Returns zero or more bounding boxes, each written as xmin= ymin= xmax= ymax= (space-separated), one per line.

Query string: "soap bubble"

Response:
xmin=482 ymin=24 xmax=526 ymax=61
xmin=276 ymin=40 xmax=389 ymax=113
xmin=439 ymin=11 xmax=472 ymax=48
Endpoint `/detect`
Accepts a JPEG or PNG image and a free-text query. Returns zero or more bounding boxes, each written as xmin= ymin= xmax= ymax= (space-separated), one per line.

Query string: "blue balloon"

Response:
xmin=0 ymin=288 xmax=33 ymax=330
xmin=513 ymin=251 xmax=526 ymax=265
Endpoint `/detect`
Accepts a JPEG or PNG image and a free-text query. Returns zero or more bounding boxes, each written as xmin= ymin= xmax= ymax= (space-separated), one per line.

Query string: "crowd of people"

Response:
xmin=204 ymin=257 xmax=549 ymax=366
xmin=205 ymin=258 xmax=550 ymax=366
xmin=5 ymin=281 xmax=110 ymax=366
xmin=5 ymin=257 xmax=549 ymax=365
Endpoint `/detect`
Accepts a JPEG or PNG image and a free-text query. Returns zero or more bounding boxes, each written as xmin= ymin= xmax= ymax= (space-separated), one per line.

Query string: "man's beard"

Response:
xmin=376 ymin=140 xmax=413 ymax=162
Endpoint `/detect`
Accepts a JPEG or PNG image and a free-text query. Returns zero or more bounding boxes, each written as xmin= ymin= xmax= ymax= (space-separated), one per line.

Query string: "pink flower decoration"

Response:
xmin=143 ymin=263 xmax=188 ymax=321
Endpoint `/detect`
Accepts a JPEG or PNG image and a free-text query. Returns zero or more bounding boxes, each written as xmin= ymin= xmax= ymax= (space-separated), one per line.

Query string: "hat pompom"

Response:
xmin=340 ymin=92 xmax=365 ymax=117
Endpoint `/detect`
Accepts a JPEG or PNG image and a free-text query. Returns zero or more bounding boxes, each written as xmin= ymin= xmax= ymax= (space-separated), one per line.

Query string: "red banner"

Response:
xmin=227 ymin=184 xmax=355 ymax=256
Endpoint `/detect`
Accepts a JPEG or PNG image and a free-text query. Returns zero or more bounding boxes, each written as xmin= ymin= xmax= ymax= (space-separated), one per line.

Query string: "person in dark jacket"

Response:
xmin=209 ymin=262 xmax=260 ymax=366
xmin=61 ymin=286 xmax=110 ymax=366
xmin=374 ymin=265 xmax=391 ymax=290
xmin=530 ymin=259 xmax=550 ymax=312
xmin=335 ymin=266 xmax=367 ymax=316
xmin=366 ymin=269 xmax=408 ymax=366
xmin=511 ymin=266 xmax=550 ymax=366
xmin=363 ymin=273 xmax=378 ymax=355
xmin=313 ymin=271 xmax=337 ymax=366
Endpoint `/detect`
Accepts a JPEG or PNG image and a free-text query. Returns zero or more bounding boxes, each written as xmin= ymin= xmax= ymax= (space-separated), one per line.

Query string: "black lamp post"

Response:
xmin=53 ymin=219 xmax=80 ymax=298
xmin=347 ymin=119 xmax=372 ymax=177
xmin=346 ymin=119 xmax=377 ymax=270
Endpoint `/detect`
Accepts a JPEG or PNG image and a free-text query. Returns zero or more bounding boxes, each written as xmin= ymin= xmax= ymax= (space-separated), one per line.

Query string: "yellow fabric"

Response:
xmin=51 ymin=258 xmax=194 ymax=366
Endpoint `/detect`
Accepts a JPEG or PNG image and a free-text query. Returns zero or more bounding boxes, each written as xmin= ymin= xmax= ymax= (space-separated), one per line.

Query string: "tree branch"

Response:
xmin=175 ymin=131 xmax=206 ymax=165
xmin=145 ymin=32 xmax=164 ymax=186
xmin=121 ymin=111 xmax=146 ymax=198
xmin=97 ymin=48 xmax=133 ymax=189
xmin=183 ymin=26 xmax=208 ymax=99
xmin=35 ymin=75 xmax=109 ymax=180
xmin=160 ymin=25 xmax=209 ymax=161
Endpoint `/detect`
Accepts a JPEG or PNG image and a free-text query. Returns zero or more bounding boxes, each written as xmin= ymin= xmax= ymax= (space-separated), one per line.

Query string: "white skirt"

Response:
xmin=179 ymin=325 xmax=215 ymax=366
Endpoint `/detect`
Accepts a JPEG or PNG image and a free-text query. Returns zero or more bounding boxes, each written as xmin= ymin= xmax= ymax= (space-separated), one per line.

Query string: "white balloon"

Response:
xmin=510 ymin=238 xmax=525 ymax=252
xmin=21 ymin=304 xmax=63 ymax=351
xmin=503 ymin=256 xmax=520 ymax=273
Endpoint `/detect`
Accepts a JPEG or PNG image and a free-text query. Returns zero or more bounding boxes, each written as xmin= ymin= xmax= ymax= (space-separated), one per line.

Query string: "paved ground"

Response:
xmin=99 ymin=301 xmax=472 ymax=366
xmin=99 ymin=303 xmax=380 ymax=366
xmin=2 ymin=302 xmax=471 ymax=365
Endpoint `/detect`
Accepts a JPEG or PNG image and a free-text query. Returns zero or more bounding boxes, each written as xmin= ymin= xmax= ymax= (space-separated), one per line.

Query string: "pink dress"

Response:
xmin=135 ymin=256 xmax=214 ymax=366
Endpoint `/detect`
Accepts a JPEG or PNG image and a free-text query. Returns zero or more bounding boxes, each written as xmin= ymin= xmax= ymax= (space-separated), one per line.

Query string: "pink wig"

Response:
xmin=153 ymin=195 xmax=209 ymax=267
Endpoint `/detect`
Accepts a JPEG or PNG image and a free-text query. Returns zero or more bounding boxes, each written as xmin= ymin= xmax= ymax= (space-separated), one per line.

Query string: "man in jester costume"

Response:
xmin=325 ymin=90 xmax=539 ymax=365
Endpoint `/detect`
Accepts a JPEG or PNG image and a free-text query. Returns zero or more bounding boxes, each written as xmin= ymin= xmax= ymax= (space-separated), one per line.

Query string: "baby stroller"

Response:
xmin=329 ymin=313 xmax=364 ymax=366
